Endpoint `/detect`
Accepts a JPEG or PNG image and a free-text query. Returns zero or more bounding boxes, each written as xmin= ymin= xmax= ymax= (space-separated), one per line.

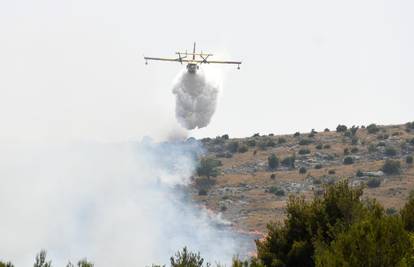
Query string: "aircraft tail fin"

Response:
xmin=193 ymin=42 xmax=196 ymax=60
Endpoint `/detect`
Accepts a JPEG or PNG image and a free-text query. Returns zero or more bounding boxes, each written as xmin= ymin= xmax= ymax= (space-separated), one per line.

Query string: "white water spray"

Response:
xmin=172 ymin=68 xmax=220 ymax=130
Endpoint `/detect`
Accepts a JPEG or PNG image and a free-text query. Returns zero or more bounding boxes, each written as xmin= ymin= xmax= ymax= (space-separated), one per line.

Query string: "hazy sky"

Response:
xmin=0 ymin=0 xmax=413 ymax=142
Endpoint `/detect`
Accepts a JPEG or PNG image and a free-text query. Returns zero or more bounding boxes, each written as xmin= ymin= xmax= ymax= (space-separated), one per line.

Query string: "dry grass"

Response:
xmin=192 ymin=123 xmax=414 ymax=232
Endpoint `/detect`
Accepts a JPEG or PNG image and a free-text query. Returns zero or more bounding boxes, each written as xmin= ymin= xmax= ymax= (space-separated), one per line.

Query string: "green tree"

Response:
xmin=401 ymin=191 xmax=414 ymax=232
xmin=0 ymin=262 xmax=14 ymax=267
xmin=170 ymin=247 xmax=210 ymax=267
xmin=256 ymin=180 xmax=365 ymax=267
xmin=66 ymin=260 xmax=94 ymax=267
xmin=197 ymin=158 xmax=221 ymax=178
xmin=34 ymin=250 xmax=52 ymax=267
xmin=315 ymin=214 xmax=412 ymax=267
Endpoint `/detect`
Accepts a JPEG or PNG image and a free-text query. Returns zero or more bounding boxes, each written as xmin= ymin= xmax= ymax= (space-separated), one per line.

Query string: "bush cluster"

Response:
xmin=6 ymin=184 xmax=414 ymax=267
xmin=252 ymin=181 xmax=414 ymax=267
xmin=299 ymin=148 xmax=311 ymax=155
xmin=336 ymin=125 xmax=347 ymax=132
xmin=299 ymin=139 xmax=313 ymax=145
xmin=238 ymin=145 xmax=248 ymax=153
xmin=367 ymin=123 xmax=380 ymax=134
xmin=382 ymin=159 xmax=401 ymax=175
xmin=197 ymin=158 xmax=221 ymax=178
xmin=227 ymin=141 xmax=239 ymax=153
xmin=268 ymin=154 xmax=279 ymax=170
xmin=299 ymin=167 xmax=307 ymax=174
xmin=278 ymin=137 xmax=287 ymax=144
xmin=1 ymin=250 xmax=93 ymax=267
xmin=268 ymin=186 xmax=285 ymax=196
xmin=281 ymin=155 xmax=296 ymax=169
xmin=385 ymin=146 xmax=398 ymax=157
xmin=405 ymin=122 xmax=414 ymax=131
xmin=343 ymin=156 xmax=354 ymax=165
xmin=367 ymin=177 xmax=381 ymax=188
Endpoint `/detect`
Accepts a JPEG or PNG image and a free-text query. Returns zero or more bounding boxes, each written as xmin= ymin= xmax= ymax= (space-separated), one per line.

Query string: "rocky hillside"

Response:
xmin=191 ymin=122 xmax=414 ymax=233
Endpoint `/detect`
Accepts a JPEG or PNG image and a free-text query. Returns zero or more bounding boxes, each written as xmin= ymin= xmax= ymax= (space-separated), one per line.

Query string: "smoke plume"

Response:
xmin=172 ymin=69 xmax=220 ymax=130
xmin=0 ymin=140 xmax=250 ymax=266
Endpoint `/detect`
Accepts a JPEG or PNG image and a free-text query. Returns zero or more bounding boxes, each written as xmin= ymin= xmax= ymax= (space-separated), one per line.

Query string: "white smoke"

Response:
xmin=172 ymin=68 xmax=220 ymax=130
xmin=0 ymin=140 xmax=250 ymax=266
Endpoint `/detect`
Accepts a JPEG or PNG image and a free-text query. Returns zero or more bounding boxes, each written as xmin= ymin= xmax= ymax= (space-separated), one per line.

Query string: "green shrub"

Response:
xmin=299 ymin=148 xmax=311 ymax=155
xmin=328 ymin=169 xmax=336 ymax=175
xmin=377 ymin=141 xmax=386 ymax=147
xmin=196 ymin=158 xmax=221 ymax=178
xmin=308 ymin=129 xmax=317 ymax=138
xmin=266 ymin=140 xmax=276 ymax=147
xmin=350 ymin=125 xmax=359 ymax=136
xmin=270 ymin=173 xmax=276 ymax=179
xmin=356 ymin=170 xmax=364 ymax=177
xmin=247 ymin=139 xmax=256 ymax=147
xmin=268 ymin=154 xmax=279 ymax=170
xmin=278 ymin=137 xmax=287 ymax=144
xmin=294 ymin=132 xmax=300 ymax=137
xmin=351 ymin=137 xmax=358 ymax=145
xmin=344 ymin=131 xmax=352 ymax=137
xmin=386 ymin=207 xmax=397 ymax=216
xmin=368 ymin=144 xmax=377 ymax=153
xmin=367 ymin=123 xmax=380 ymax=134
xmin=194 ymin=177 xmax=216 ymax=192
xmin=299 ymin=139 xmax=312 ymax=145
xmin=367 ymin=177 xmax=381 ymax=188
xmin=227 ymin=141 xmax=239 ymax=153
xmin=221 ymin=134 xmax=229 ymax=140
xmin=351 ymin=147 xmax=359 ymax=153
xmin=198 ymin=188 xmax=208 ymax=196
xmin=385 ymin=146 xmax=398 ymax=157
xmin=382 ymin=159 xmax=401 ymax=175
xmin=258 ymin=141 xmax=268 ymax=150
xmin=299 ymin=167 xmax=307 ymax=174
xmin=377 ymin=133 xmax=389 ymax=140
xmin=315 ymin=164 xmax=322 ymax=169
xmin=405 ymin=121 xmax=414 ymax=131
xmin=343 ymin=156 xmax=354 ymax=165
xmin=281 ymin=155 xmax=296 ymax=168
xmin=406 ymin=156 xmax=413 ymax=164
xmin=410 ymin=138 xmax=414 ymax=145
xmin=336 ymin=125 xmax=347 ymax=132
xmin=238 ymin=145 xmax=248 ymax=153
xmin=268 ymin=186 xmax=285 ymax=196
xmin=315 ymin=144 xmax=323 ymax=150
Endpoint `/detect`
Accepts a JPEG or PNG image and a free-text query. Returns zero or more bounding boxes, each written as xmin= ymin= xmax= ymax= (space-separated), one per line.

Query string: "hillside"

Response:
xmin=191 ymin=122 xmax=414 ymax=233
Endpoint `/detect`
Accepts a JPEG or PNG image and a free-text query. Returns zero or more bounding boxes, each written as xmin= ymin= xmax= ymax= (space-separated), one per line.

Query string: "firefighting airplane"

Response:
xmin=144 ymin=42 xmax=242 ymax=74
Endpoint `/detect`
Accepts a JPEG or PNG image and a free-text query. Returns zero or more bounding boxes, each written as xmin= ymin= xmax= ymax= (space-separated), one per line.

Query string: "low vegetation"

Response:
xmin=382 ymin=159 xmax=402 ymax=175
xmin=162 ymin=181 xmax=414 ymax=267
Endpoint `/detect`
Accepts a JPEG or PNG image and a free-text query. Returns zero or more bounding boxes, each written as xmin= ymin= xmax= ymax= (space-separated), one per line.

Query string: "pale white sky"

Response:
xmin=0 ymin=0 xmax=413 ymax=142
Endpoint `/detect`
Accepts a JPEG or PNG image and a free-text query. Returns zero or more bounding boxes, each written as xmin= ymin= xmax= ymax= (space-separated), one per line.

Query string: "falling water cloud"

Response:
xmin=172 ymin=68 xmax=220 ymax=130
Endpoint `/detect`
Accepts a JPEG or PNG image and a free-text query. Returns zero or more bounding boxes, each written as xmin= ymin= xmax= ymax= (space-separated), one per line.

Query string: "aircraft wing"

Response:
xmin=144 ymin=56 xmax=180 ymax=62
xmin=202 ymin=60 xmax=242 ymax=65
